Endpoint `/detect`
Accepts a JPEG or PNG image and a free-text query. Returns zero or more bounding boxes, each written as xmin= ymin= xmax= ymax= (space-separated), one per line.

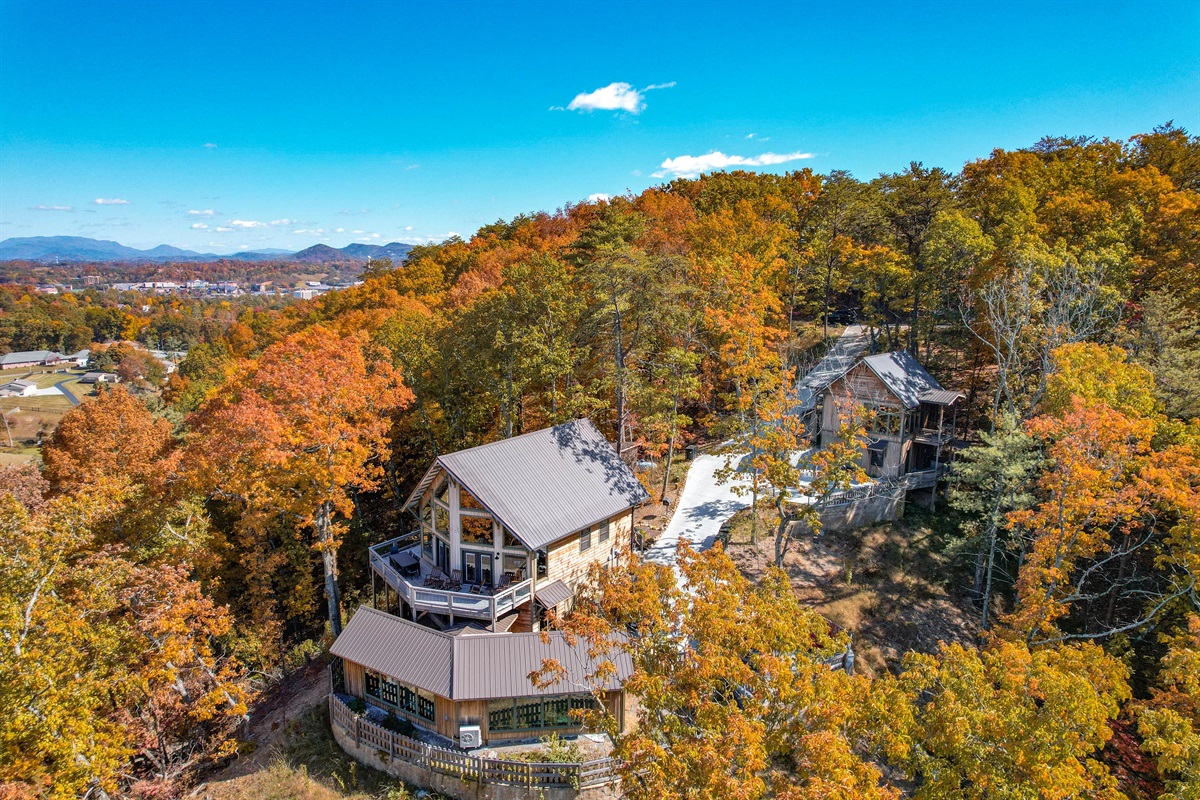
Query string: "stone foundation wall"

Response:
xmin=819 ymin=489 xmax=904 ymax=532
xmin=331 ymin=722 xmax=620 ymax=800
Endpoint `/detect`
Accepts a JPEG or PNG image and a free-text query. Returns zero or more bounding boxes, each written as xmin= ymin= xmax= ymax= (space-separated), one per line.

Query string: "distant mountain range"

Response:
xmin=0 ymin=236 xmax=413 ymax=265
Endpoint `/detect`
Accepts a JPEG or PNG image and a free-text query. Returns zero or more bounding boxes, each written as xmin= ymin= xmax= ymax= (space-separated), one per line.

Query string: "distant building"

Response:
xmin=36 ymin=285 xmax=59 ymax=294
xmin=62 ymin=349 xmax=90 ymax=367
xmin=0 ymin=350 xmax=63 ymax=370
xmin=293 ymin=288 xmax=319 ymax=300
xmin=82 ymin=275 xmax=102 ymax=286
xmin=80 ymin=372 xmax=120 ymax=384
xmin=0 ymin=378 xmax=38 ymax=397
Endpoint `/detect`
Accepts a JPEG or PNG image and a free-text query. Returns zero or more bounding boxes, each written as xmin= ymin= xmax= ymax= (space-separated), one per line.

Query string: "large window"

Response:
xmin=868 ymin=405 xmax=903 ymax=437
xmin=487 ymin=694 xmax=599 ymax=732
xmin=598 ymin=519 xmax=611 ymax=543
xmin=365 ymin=669 xmax=436 ymax=722
xmin=579 ymin=526 xmax=592 ymax=553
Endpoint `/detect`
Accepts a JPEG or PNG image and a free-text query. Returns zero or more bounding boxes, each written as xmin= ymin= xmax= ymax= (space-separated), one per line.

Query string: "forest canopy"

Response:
xmin=2 ymin=124 xmax=1198 ymax=799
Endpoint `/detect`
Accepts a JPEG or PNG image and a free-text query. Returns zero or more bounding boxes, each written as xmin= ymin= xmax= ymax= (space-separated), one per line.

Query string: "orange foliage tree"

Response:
xmin=190 ymin=325 xmax=413 ymax=636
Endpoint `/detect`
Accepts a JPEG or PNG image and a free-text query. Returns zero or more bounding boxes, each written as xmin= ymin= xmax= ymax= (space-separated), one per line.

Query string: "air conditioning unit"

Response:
xmin=459 ymin=725 xmax=482 ymax=749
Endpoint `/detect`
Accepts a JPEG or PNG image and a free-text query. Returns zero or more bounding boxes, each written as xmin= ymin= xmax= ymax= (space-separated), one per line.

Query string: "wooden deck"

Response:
xmin=370 ymin=534 xmax=534 ymax=623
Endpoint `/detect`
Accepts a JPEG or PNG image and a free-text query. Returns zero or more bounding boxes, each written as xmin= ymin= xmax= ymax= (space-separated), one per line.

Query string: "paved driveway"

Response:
xmin=644 ymin=324 xmax=870 ymax=573
xmin=642 ymin=453 xmax=750 ymax=567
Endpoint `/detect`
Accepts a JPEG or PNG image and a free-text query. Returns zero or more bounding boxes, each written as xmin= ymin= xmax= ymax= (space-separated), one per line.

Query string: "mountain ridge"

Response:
xmin=0 ymin=235 xmax=413 ymax=265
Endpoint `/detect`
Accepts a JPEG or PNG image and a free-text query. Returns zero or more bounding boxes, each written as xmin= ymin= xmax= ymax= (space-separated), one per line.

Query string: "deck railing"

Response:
xmin=369 ymin=535 xmax=533 ymax=620
xmin=329 ymin=693 xmax=618 ymax=790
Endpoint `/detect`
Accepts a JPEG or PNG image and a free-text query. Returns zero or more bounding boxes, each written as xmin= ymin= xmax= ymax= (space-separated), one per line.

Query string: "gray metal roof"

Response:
xmin=534 ymin=579 xmax=572 ymax=609
xmin=795 ymin=326 xmax=872 ymax=412
xmin=918 ymin=388 xmax=964 ymax=406
xmin=333 ymin=606 xmax=632 ymax=701
xmin=408 ymin=419 xmax=649 ymax=551
xmin=0 ymin=350 xmax=61 ymax=366
xmin=330 ymin=607 xmax=454 ymax=697
xmin=861 ymin=351 xmax=947 ymax=409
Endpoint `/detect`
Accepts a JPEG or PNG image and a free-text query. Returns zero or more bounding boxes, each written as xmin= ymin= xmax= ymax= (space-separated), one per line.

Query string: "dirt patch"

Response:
xmin=725 ymin=508 xmax=979 ymax=677
xmin=208 ymin=661 xmax=333 ymax=782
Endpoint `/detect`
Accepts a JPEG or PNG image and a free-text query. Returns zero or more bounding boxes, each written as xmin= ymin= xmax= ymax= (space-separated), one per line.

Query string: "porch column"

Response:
xmin=492 ymin=518 xmax=504 ymax=582
xmin=448 ymin=480 xmax=462 ymax=572
xmin=528 ymin=547 xmax=539 ymax=633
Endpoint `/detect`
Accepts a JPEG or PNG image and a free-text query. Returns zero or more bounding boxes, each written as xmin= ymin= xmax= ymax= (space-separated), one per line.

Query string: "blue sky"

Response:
xmin=1 ymin=0 xmax=1197 ymax=253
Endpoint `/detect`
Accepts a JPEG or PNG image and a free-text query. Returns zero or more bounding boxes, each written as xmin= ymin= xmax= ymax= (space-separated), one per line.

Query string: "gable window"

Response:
xmin=579 ymin=526 xmax=592 ymax=552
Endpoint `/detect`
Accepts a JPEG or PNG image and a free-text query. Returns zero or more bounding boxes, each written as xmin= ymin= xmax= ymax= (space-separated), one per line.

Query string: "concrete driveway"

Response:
xmin=642 ymin=452 xmax=750 ymax=567
xmin=643 ymin=324 xmax=870 ymax=574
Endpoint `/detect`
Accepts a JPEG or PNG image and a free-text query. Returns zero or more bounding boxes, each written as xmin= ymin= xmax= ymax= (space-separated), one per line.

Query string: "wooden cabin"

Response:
xmin=817 ymin=350 xmax=963 ymax=488
xmin=332 ymin=607 xmax=635 ymax=747
xmin=334 ymin=419 xmax=648 ymax=748
xmin=367 ymin=418 xmax=649 ymax=632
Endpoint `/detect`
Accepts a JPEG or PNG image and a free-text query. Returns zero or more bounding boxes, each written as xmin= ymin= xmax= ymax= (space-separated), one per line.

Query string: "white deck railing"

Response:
xmin=369 ymin=534 xmax=533 ymax=621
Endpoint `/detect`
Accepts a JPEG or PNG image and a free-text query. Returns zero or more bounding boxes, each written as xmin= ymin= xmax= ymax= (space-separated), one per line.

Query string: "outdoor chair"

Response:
xmin=450 ymin=569 xmax=463 ymax=587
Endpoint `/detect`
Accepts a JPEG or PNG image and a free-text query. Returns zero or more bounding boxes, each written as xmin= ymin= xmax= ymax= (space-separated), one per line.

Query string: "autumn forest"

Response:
xmin=3 ymin=125 xmax=1200 ymax=799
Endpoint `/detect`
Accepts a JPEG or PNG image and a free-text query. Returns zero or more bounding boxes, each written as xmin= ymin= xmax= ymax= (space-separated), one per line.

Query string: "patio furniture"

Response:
xmin=495 ymin=574 xmax=512 ymax=591
xmin=469 ymin=583 xmax=482 ymax=595
xmin=450 ymin=570 xmax=463 ymax=588
xmin=393 ymin=551 xmax=420 ymax=577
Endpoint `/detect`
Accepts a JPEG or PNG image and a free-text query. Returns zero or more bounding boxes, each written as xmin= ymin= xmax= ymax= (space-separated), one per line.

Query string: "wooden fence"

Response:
xmin=329 ymin=693 xmax=618 ymax=790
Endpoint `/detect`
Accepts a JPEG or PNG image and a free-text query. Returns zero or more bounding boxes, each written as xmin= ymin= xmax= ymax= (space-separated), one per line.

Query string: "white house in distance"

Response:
xmin=0 ymin=379 xmax=38 ymax=397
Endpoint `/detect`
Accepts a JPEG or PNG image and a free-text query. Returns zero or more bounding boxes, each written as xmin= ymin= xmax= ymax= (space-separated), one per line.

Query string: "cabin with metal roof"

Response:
xmin=334 ymin=419 xmax=647 ymax=749
xmin=815 ymin=350 xmax=963 ymax=492
xmin=366 ymin=418 xmax=648 ymax=632
xmin=331 ymin=606 xmax=634 ymax=746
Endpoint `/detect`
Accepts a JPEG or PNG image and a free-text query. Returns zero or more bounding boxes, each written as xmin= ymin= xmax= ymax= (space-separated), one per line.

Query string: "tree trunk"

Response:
xmin=773 ymin=498 xmax=790 ymax=567
xmin=660 ymin=393 xmax=679 ymax=501
xmin=981 ymin=518 xmax=998 ymax=629
xmin=316 ymin=501 xmax=343 ymax=637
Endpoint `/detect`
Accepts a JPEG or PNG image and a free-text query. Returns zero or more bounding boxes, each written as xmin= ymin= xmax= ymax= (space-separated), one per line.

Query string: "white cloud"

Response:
xmin=214 ymin=226 xmax=234 ymax=232
xmin=230 ymin=220 xmax=265 ymax=228
xmin=566 ymin=82 xmax=644 ymax=113
xmin=203 ymin=142 xmax=218 ymax=149
xmin=94 ymin=198 xmax=130 ymax=205
xmin=191 ymin=222 xmax=209 ymax=230
xmin=31 ymin=204 xmax=73 ymax=211
xmin=335 ymin=227 xmax=345 ymax=233
xmin=403 ymin=225 xmax=413 ymax=232
xmin=268 ymin=219 xmax=294 ymax=226
xmin=587 ymin=193 xmax=611 ymax=203
xmin=561 ymin=80 xmax=675 ymax=114
xmin=338 ymin=208 xmax=371 ymax=216
xmin=188 ymin=209 xmax=216 ymax=217
xmin=404 ymin=164 xmax=420 ymax=170
xmin=653 ymin=150 xmax=816 ymax=178
xmin=292 ymin=229 xmax=325 ymax=235
xmin=352 ymin=229 xmax=365 ymax=234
